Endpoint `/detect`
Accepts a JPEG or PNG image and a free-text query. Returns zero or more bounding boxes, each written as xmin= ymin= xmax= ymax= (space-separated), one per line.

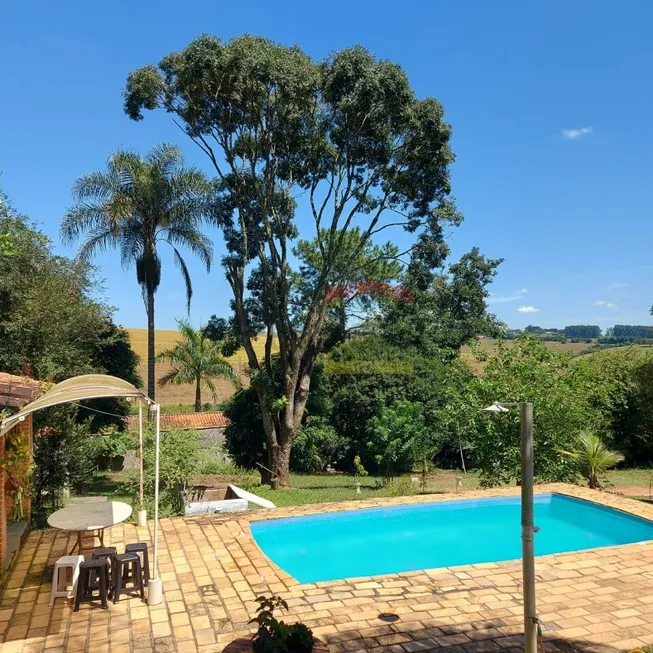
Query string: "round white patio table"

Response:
xmin=48 ymin=500 xmax=132 ymax=554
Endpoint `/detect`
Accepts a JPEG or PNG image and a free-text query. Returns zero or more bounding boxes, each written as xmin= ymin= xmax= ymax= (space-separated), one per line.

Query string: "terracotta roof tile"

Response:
xmin=124 ymin=410 xmax=230 ymax=431
xmin=0 ymin=372 xmax=41 ymax=411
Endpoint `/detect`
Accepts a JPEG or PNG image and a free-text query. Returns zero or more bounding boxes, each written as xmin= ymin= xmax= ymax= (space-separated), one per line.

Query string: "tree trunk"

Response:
xmin=273 ymin=440 xmax=293 ymax=488
xmin=194 ymin=378 xmax=202 ymax=412
xmin=147 ymin=285 xmax=156 ymax=402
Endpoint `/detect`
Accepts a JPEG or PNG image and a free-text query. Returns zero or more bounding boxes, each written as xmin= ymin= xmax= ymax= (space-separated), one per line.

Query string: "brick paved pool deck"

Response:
xmin=2 ymin=484 xmax=653 ymax=653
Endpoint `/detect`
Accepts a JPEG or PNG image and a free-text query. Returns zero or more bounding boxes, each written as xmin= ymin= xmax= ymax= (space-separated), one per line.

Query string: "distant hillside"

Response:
xmin=460 ymin=337 xmax=593 ymax=357
xmin=125 ymin=328 xmax=279 ymax=405
xmin=126 ymin=328 xmax=596 ymax=405
xmin=460 ymin=337 xmax=594 ymax=373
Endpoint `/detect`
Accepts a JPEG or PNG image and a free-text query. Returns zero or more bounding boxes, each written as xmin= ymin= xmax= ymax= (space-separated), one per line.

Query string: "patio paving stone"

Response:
xmin=1 ymin=484 xmax=653 ymax=651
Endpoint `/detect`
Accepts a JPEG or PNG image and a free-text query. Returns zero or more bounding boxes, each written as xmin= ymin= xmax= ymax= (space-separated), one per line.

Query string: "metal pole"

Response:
xmin=153 ymin=403 xmax=160 ymax=578
xmin=138 ymin=401 xmax=144 ymax=511
xmin=147 ymin=403 xmax=163 ymax=604
xmin=520 ymin=402 xmax=537 ymax=653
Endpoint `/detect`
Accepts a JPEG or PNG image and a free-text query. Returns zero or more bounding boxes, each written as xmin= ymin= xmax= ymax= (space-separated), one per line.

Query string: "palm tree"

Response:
xmin=157 ymin=319 xmax=238 ymax=411
xmin=561 ymin=431 xmax=624 ymax=489
xmin=61 ymin=144 xmax=213 ymax=401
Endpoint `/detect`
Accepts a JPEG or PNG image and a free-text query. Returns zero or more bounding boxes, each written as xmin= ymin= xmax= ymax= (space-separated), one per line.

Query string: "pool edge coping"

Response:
xmin=194 ymin=482 xmax=653 ymax=589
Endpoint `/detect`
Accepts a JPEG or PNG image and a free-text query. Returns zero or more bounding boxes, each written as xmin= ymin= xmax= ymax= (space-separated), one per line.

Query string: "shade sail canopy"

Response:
xmin=0 ymin=374 xmax=152 ymax=437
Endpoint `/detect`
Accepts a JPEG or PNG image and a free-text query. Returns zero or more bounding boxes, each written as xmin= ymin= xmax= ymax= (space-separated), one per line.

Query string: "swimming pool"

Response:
xmin=250 ymin=493 xmax=653 ymax=583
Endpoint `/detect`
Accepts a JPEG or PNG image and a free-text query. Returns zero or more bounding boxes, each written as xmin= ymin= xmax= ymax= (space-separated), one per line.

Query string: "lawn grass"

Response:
xmin=250 ymin=470 xmax=482 ymax=507
xmin=603 ymin=468 xmax=653 ymax=487
xmin=69 ymin=467 xmax=653 ymax=511
xmin=73 ymin=471 xmax=131 ymax=504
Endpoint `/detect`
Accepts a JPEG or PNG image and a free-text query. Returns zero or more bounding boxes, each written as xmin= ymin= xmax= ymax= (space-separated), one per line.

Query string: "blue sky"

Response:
xmin=1 ymin=1 xmax=652 ymax=331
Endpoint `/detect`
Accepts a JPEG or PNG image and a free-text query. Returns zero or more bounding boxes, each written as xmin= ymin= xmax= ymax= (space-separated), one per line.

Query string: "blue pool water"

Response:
xmin=251 ymin=493 xmax=653 ymax=583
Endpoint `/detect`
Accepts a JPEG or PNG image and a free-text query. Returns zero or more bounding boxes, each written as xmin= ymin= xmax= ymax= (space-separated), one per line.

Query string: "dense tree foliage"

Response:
xmin=380 ymin=247 xmax=502 ymax=355
xmin=291 ymin=417 xmax=348 ymax=473
xmin=0 ymin=190 xmax=141 ymax=418
xmin=222 ymin=385 xmax=266 ymax=469
xmin=294 ymin=227 xmax=402 ymax=350
xmin=32 ymin=406 xmax=96 ymax=514
xmin=611 ymin=325 xmax=653 ymax=339
xmin=366 ymin=400 xmax=426 ymax=477
xmin=468 ymin=335 xmax=608 ymax=486
xmin=326 ymin=335 xmax=472 ymax=471
xmin=563 ymin=325 xmax=601 ymax=339
xmin=0 ymin=192 xmax=110 ymax=380
xmin=124 ymin=35 xmax=464 ymax=485
xmin=578 ymin=347 xmax=653 ymax=464
xmin=62 ymin=145 xmax=213 ymax=401
xmin=222 ymin=358 xmax=331 ymax=475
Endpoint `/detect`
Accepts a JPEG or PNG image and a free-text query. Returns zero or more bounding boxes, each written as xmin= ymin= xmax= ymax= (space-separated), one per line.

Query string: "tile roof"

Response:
xmin=0 ymin=372 xmax=41 ymax=411
xmin=124 ymin=410 xmax=230 ymax=431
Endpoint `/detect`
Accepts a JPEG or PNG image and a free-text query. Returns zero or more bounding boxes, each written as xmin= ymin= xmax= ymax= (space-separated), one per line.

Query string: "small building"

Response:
xmin=123 ymin=411 xmax=231 ymax=467
xmin=0 ymin=372 xmax=40 ymax=584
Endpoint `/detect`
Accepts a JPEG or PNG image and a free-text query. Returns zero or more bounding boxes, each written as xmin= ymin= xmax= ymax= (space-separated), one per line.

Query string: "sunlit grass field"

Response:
xmin=124 ymin=329 xmax=599 ymax=406
xmin=125 ymin=327 xmax=278 ymax=405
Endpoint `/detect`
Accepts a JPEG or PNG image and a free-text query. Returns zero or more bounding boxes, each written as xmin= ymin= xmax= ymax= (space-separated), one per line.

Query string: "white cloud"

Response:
xmin=488 ymin=288 xmax=527 ymax=305
xmin=517 ymin=305 xmax=540 ymax=314
xmin=562 ymin=127 xmax=592 ymax=140
xmin=593 ymin=300 xmax=617 ymax=309
xmin=603 ymin=282 xmax=630 ymax=291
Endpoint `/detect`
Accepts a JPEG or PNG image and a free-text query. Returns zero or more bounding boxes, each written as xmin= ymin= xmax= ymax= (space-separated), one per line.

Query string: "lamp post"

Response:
xmin=484 ymin=401 xmax=536 ymax=653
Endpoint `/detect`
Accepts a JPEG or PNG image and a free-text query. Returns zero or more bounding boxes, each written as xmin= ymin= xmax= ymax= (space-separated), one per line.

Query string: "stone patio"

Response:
xmin=2 ymin=484 xmax=653 ymax=653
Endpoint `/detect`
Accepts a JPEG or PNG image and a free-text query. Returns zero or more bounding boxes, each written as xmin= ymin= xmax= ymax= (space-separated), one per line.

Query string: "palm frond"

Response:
xmin=561 ymin=430 xmax=624 ymax=488
xmin=170 ymin=246 xmax=193 ymax=313
xmin=76 ymin=229 xmax=122 ymax=262
xmin=147 ymin=143 xmax=183 ymax=178
xmin=165 ymin=227 xmax=213 ymax=272
xmin=61 ymin=203 xmax=109 ymax=245
xmin=64 ymin=144 xmax=213 ymax=324
xmin=155 ymin=319 xmax=238 ymax=395
xmin=157 ymin=368 xmax=180 ymax=387
xmin=71 ymin=170 xmax=120 ymax=202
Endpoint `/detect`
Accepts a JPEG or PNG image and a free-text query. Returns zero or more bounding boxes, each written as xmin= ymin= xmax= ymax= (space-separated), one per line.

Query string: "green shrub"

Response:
xmin=250 ymin=595 xmax=314 ymax=653
xmin=291 ymin=418 xmax=347 ymax=473
xmin=122 ymin=425 xmax=202 ymax=517
xmin=32 ymin=405 xmax=98 ymax=514
xmin=384 ymin=477 xmax=418 ymax=497
xmin=222 ymin=388 xmax=266 ymax=469
xmin=91 ymin=427 xmax=135 ymax=470
xmin=195 ymin=458 xmax=260 ymax=489
xmin=366 ymin=400 xmax=426 ymax=478
xmin=470 ymin=335 xmax=608 ymax=486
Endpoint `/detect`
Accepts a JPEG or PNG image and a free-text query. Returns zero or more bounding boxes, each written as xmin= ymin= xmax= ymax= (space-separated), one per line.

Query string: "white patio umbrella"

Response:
xmin=0 ymin=374 xmax=164 ymax=605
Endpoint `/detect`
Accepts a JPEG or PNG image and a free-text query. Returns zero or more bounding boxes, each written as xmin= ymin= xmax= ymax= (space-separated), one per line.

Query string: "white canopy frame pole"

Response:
xmin=136 ymin=400 xmax=147 ymax=527
xmin=148 ymin=403 xmax=163 ymax=605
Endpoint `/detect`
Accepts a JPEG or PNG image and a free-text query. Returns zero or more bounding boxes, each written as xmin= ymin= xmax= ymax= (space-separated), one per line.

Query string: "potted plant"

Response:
xmin=353 ymin=455 xmax=367 ymax=494
xmin=221 ymin=595 xmax=328 ymax=653
xmin=250 ymin=596 xmax=313 ymax=653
